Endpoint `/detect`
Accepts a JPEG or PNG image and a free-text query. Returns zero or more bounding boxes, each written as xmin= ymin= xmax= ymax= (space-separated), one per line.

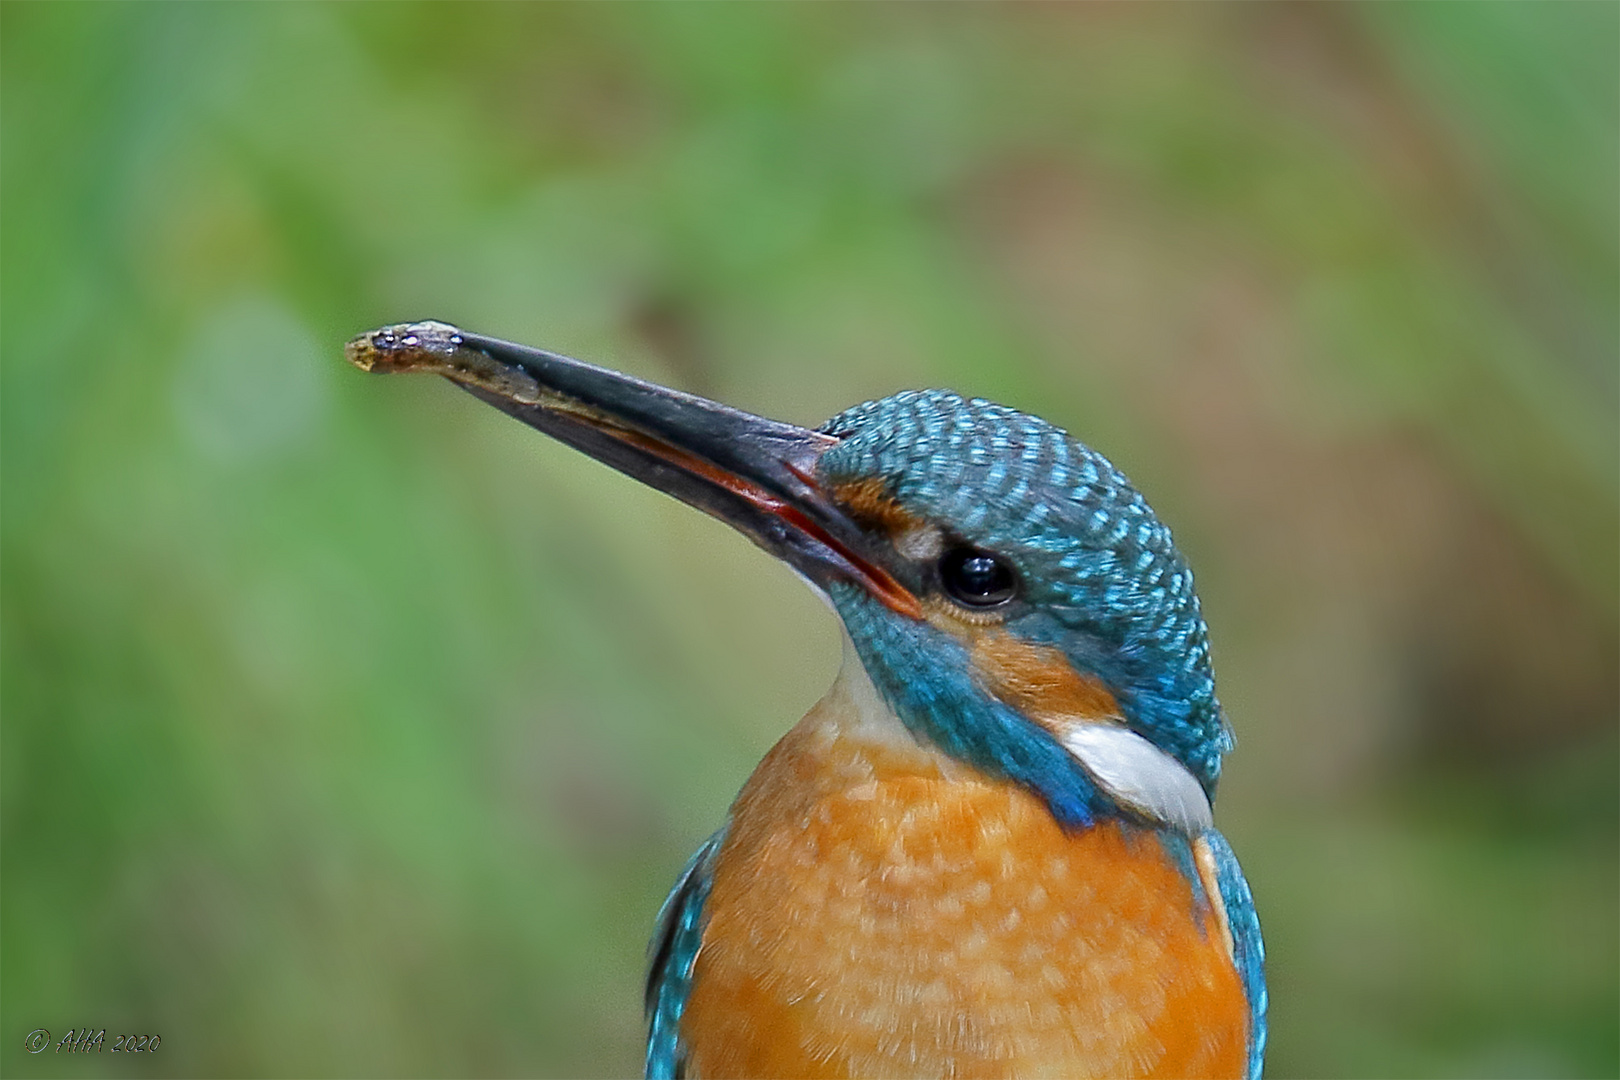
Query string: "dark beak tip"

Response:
xmin=344 ymin=321 xmax=466 ymax=376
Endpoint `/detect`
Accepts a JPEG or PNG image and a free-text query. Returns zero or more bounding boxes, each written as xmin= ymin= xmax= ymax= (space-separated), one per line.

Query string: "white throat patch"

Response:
xmin=819 ymin=626 xmax=1215 ymax=834
xmin=1058 ymin=723 xmax=1213 ymax=835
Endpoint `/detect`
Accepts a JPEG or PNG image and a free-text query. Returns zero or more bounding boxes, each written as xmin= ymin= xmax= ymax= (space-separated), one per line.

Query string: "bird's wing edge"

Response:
xmin=1202 ymin=828 xmax=1268 ymax=1080
xmin=645 ymin=830 xmax=725 ymax=1080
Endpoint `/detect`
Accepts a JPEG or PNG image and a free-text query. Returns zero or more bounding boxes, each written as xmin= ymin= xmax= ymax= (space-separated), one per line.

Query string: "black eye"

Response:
xmin=939 ymin=547 xmax=1017 ymax=608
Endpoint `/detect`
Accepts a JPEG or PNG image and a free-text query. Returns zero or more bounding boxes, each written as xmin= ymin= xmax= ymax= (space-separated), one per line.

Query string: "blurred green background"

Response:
xmin=3 ymin=3 xmax=1615 ymax=1077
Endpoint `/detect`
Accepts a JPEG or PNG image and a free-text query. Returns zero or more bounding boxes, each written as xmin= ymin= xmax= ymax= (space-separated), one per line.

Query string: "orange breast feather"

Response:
xmin=680 ymin=708 xmax=1249 ymax=1079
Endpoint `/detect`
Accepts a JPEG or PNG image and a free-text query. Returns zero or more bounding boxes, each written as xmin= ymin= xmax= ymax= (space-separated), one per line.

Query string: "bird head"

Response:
xmin=348 ymin=323 xmax=1230 ymax=834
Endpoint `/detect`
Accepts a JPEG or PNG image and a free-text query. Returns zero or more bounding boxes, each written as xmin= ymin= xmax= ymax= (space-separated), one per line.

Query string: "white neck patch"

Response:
xmin=1058 ymin=723 xmax=1213 ymax=835
xmin=811 ymin=608 xmax=1215 ymax=831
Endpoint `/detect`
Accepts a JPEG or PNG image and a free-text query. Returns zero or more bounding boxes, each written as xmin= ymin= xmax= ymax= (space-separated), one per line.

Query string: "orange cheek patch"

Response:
xmin=972 ymin=631 xmax=1122 ymax=729
xmin=831 ymin=477 xmax=927 ymax=536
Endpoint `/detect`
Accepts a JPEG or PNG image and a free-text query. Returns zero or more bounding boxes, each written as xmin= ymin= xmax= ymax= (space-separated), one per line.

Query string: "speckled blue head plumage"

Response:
xmin=817 ymin=390 xmax=1232 ymax=804
xmin=345 ymin=323 xmax=1266 ymax=1080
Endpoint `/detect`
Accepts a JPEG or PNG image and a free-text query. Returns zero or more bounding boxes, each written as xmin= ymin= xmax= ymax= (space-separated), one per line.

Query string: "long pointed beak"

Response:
xmin=346 ymin=321 xmax=920 ymax=619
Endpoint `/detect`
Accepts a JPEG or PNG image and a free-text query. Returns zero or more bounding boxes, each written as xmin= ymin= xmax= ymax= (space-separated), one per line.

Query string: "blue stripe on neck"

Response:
xmin=830 ymin=586 xmax=1114 ymax=830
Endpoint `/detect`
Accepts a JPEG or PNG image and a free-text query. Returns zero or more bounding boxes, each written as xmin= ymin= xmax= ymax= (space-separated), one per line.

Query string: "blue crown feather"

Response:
xmin=818 ymin=391 xmax=1232 ymax=796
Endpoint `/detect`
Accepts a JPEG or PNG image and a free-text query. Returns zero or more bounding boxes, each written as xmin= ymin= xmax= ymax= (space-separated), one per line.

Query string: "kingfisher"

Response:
xmin=347 ymin=321 xmax=1266 ymax=1080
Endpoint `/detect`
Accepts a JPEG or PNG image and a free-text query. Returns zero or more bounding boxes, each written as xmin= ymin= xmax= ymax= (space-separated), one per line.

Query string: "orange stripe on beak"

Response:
xmin=623 ymin=434 xmax=923 ymax=620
